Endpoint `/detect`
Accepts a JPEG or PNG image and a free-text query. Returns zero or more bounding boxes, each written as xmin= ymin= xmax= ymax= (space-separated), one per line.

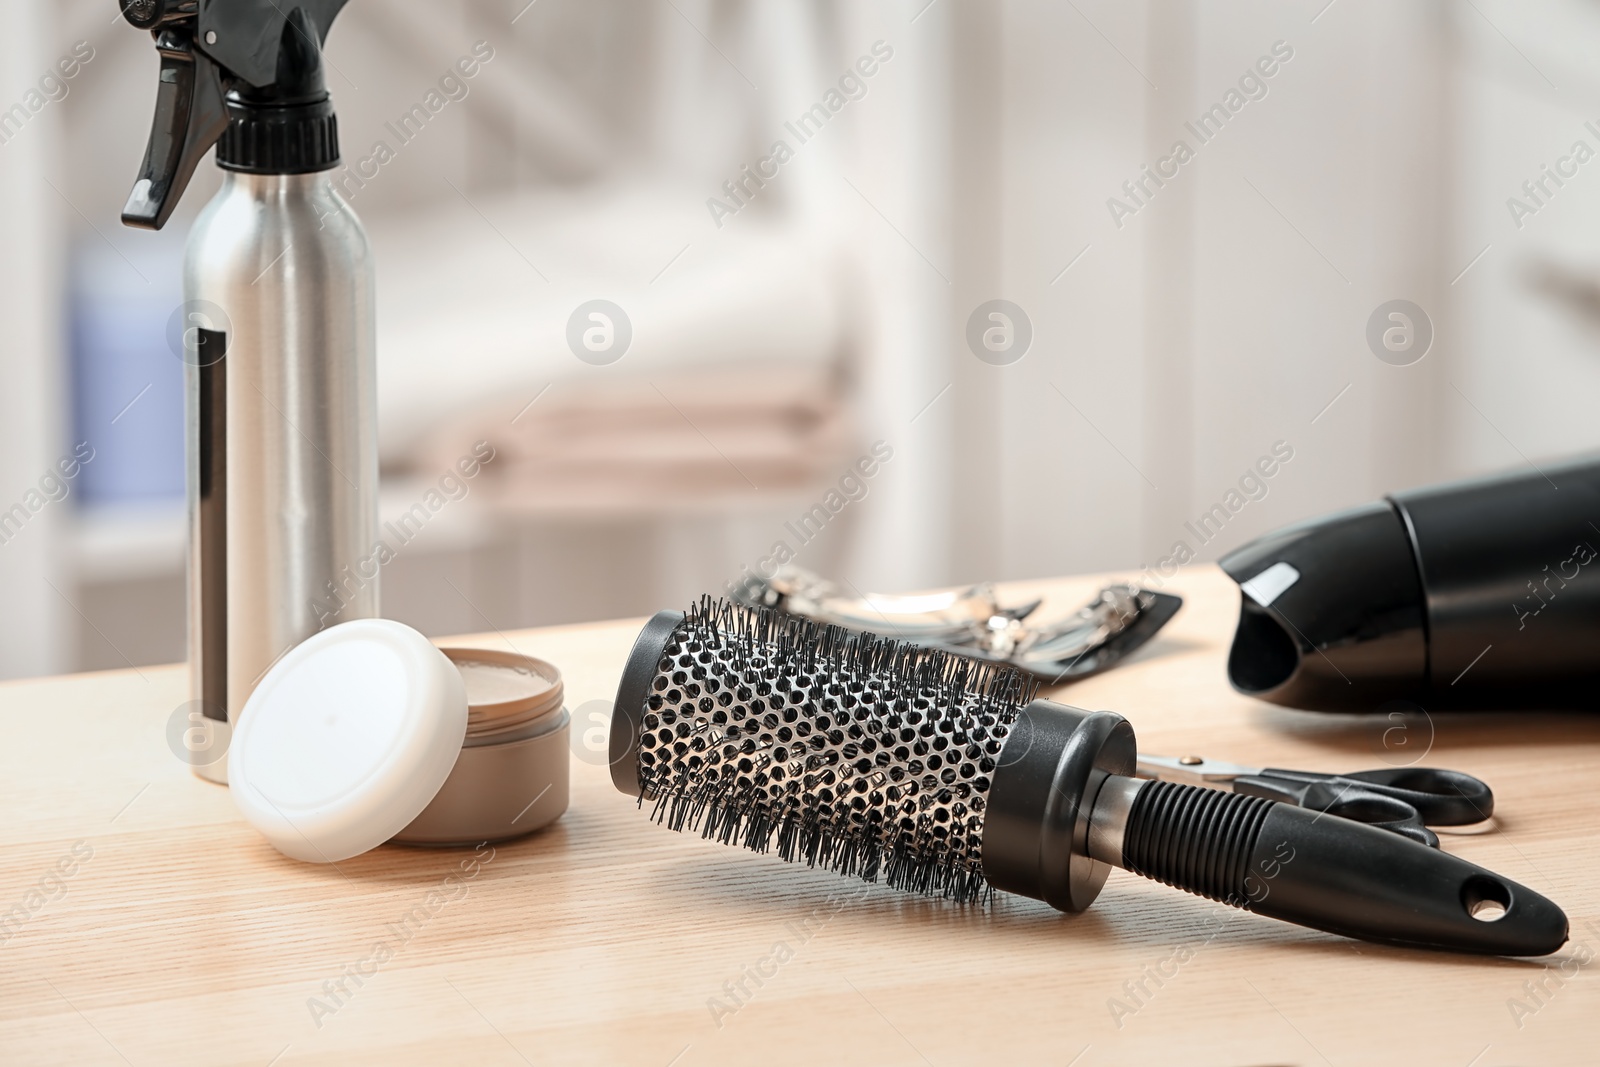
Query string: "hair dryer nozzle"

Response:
xmin=1219 ymin=500 xmax=1427 ymax=710
xmin=1223 ymin=456 xmax=1600 ymax=711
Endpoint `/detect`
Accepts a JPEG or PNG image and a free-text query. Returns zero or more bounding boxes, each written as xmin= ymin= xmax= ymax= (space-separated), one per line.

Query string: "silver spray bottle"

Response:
xmin=119 ymin=1 xmax=375 ymax=782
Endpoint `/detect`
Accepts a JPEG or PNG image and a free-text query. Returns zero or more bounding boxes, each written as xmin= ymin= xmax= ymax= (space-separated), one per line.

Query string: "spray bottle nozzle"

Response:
xmin=118 ymin=0 xmax=350 ymax=231
xmin=119 ymin=1 xmax=198 ymax=30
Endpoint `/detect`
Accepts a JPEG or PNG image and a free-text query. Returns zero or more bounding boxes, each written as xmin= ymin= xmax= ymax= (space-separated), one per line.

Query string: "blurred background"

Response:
xmin=0 ymin=0 xmax=1596 ymax=680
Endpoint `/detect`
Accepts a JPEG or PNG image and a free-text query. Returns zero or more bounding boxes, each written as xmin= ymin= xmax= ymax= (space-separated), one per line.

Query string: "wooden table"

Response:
xmin=2 ymin=567 xmax=1596 ymax=1066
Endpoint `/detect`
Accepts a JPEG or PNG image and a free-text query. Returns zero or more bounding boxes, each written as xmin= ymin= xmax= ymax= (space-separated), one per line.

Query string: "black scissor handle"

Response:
xmin=1296 ymin=780 xmax=1439 ymax=847
xmin=1236 ymin=773 xmax=1440 ymax=847
xmin=1318 ymin=766 xmax=1495 ymax=826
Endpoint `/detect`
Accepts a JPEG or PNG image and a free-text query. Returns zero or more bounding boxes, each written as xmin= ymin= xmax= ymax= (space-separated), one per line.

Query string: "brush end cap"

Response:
xmin=610 ymin=610 xmax=685 ymax=797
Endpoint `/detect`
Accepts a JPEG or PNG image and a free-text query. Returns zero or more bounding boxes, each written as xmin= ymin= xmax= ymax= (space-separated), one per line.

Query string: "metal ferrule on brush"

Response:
xmin=610 ymin=601 xmax=1568 ymax=956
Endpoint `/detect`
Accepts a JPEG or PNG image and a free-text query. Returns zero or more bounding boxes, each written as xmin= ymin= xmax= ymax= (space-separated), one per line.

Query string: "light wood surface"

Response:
xmin=2 ymin=567 xmax=1597 ymax=1066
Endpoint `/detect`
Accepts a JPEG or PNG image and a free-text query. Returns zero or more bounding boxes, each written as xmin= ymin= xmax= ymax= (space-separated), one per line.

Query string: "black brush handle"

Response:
xmin=983 ymin=700 xmax=1568 ymax=955
xmin=1120 ymin=778 xmax=1273 ymax=904
xmin=1119 ymin=779 xmax=1568 ymax=956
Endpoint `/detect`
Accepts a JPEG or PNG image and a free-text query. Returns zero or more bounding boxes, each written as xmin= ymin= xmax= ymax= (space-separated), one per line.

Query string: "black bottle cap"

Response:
xmin=216 ymin=97 xmax=339 ymax=174
xmin=216 ymin=8 xmax=339 ymax=174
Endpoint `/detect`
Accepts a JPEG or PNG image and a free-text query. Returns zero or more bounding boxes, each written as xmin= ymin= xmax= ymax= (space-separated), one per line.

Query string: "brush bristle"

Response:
xmin=629 ymin=596 xmax=1039 ymax=903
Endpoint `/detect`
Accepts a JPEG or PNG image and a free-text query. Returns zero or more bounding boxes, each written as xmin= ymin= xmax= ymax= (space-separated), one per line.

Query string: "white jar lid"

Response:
xmin=229 ymin=619 xmax=469 ymax=863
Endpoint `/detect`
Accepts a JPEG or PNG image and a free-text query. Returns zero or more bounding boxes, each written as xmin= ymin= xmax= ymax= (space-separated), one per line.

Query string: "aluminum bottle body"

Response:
xmin=182 ymin=170 xmax=378 ymax=783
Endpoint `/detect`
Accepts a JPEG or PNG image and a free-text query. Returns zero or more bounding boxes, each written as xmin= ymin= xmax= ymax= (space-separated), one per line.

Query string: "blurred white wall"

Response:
xmin=963 ymin=0 xmax=1600 ymax=585
xmin=1 ymin=0 xmax=1597 ymax=678
xmin=0 ymin=1 xmax=69 ymax=677
xmin=1451 ymin=0 xmax=1600 ymax=468
xmin=984 ymin=0 xmax=1455 ymax=582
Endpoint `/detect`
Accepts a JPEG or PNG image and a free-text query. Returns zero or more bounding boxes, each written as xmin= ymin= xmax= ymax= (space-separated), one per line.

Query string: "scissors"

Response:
xmin=1134 ymin=754 xmax=1495 ymax=848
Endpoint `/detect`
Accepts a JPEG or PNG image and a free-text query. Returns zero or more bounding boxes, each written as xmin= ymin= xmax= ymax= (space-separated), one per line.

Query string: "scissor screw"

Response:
xmin=1179 ymin=755 xmax=1203 ymax=765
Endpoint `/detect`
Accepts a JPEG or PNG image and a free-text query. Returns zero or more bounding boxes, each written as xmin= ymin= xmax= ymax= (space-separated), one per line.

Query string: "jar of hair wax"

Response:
xmin=392 ymin=648 xmax=570 ymax=846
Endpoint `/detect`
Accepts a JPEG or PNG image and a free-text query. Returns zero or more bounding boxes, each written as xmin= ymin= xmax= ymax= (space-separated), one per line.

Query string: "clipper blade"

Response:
xmin=617 ymin=597 xmax=1039 ymax=902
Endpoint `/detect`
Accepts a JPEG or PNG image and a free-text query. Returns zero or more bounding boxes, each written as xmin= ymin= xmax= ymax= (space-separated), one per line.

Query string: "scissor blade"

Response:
xmin=1135 ymin=753 xmax=1263 ymax=785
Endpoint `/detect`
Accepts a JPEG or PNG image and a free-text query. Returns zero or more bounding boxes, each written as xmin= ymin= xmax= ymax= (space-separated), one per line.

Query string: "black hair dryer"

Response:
xmin=1220 ymin=455 xmax=1600 ymax=711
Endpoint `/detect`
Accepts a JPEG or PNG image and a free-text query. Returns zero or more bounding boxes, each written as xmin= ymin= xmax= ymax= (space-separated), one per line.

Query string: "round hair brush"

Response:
xmin=608 ymin=600 xmax=1568 ymax=956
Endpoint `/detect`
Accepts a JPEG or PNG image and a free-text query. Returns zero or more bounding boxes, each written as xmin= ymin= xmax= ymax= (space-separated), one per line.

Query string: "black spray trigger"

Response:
xmin=119 ymin=0 xmax=352 ymax=231
xmin=122 ymin=27 xmax=229 ymax=230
